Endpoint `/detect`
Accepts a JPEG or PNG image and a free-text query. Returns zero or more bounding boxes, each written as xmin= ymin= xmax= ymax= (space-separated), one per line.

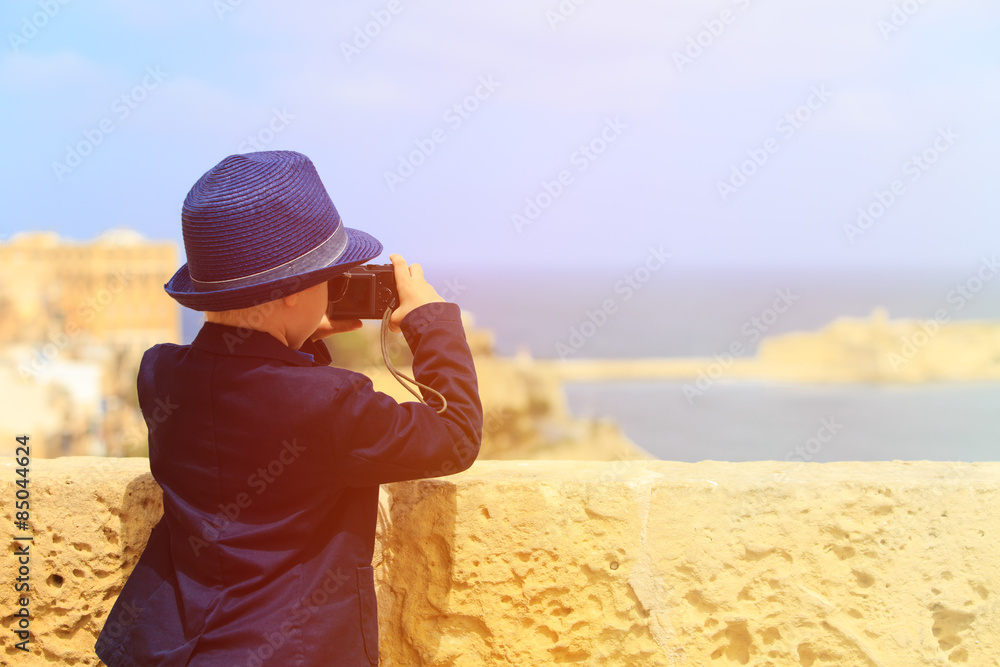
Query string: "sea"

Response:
xmin=183 ymin=266 xmax=1000 ymax=462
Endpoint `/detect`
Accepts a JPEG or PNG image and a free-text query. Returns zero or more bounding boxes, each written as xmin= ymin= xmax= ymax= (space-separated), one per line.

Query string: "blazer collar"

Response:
xmin=191 ymin=322 xmax=316 ymax=367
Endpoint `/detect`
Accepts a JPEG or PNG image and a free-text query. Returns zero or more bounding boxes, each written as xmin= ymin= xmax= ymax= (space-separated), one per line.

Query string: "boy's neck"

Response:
xmin=205 ymin=311 xmax=292 ymax=347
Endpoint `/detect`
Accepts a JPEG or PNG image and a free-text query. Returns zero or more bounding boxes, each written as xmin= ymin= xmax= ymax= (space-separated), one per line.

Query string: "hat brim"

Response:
xmin=165 ymin=226 xmax=383 ymax=311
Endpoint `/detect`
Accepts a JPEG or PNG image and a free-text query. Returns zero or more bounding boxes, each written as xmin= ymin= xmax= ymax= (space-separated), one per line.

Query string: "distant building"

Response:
xmin=0 ymin=230 xmax=180 ymax=458
xmin=0 ymin=229 xmax=179 ymax=348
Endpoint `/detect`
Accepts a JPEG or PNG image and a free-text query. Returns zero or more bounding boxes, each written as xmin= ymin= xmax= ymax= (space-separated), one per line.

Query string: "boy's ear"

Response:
xmin=282 ymin=292 xmax=299 ymax=308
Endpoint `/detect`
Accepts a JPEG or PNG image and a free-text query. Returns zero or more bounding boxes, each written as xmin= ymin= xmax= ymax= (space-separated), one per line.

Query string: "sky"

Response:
xmin=1 ymin=0 xmax=999 ymax=273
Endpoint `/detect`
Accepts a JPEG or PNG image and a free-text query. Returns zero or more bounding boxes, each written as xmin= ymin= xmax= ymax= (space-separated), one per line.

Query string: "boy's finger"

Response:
xmin=329 ymin=318 xmax=363 ymax=332
xmin=390 ymin=254 xmax=409 ymax=283
xmin=408 ymin=263 xmax=424 ymax=280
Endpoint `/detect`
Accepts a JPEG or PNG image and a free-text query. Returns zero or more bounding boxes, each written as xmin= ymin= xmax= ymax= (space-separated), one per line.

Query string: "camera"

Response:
xmin=327 ymin=264 xmax=398 ymax=319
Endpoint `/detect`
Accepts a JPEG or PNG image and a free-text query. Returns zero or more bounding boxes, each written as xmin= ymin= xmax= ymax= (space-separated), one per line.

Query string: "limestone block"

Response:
xmin=377 ymin=461 xmax=1000 ymax=666
xmin=0 ymin=457 xmax=161 ymax=666
xmin=377 ymin=460 xmax=666 ymax=666
xmin=2 ymin=458 xmax=1000 ymax=666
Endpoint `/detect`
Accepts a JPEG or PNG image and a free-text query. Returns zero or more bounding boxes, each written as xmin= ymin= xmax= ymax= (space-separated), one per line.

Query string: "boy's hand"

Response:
xmin=310 ymin=315 xmax=363 ymax=341
xmin=389 ymin=253 xmax=445 ymax=333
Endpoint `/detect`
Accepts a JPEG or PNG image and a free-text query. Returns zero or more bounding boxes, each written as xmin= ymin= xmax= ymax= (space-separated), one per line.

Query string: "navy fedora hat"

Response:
xmin=165 ymin=150 xmax=382 ymax=311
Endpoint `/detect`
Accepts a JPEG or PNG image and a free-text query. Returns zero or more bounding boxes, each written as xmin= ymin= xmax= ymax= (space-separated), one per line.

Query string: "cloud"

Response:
xmin=0 ymin=51 xmax=107 ymax=89
xmin=826 ymin=87 xmax=900 ymax=134
xmin=90 ymin=0 xmax=208 ymax=28
xmin=127 ymin=74 xmax=252 ymax=136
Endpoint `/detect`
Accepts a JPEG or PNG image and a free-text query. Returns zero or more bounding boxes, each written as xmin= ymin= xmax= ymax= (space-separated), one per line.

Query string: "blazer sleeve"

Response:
xmin=332 ymin=302 xmax=484 ymax=487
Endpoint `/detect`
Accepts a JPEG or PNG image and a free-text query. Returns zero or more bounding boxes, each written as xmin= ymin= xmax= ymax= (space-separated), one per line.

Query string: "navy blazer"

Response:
xmin=95 ymin=303 xmax=482 ymax=666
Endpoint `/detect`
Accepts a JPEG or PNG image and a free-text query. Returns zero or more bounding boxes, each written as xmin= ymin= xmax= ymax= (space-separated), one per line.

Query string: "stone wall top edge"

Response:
xmin=5 ymin=457 xmax=1000 ymax=485
xmin=1 ymin=455 xmax=152 ymax=475
xmin=451 ymin=459 xmax=1000 ymax=484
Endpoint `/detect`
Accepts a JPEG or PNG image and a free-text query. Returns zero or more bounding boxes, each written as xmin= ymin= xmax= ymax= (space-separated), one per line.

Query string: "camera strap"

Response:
xmin=380 ymin=307 xmax=448 ymax=414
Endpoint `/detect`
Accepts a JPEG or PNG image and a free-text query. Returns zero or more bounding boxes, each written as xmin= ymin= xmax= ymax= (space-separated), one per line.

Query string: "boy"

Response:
xmin=95 ymin=150 xmax=483 ymax=666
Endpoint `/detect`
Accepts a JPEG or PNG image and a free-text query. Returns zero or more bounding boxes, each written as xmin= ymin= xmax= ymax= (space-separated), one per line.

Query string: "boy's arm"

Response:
xmin=333 ymin=300 xmax=483 ymax=486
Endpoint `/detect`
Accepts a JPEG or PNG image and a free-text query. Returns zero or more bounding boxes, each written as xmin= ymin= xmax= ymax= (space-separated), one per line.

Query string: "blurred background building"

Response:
xmin=0 ymin=230 xmax=179 ymax=458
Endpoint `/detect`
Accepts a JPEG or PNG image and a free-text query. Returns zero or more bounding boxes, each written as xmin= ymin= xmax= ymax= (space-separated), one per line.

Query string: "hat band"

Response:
xmin=189 ymin=223 xmax=348 ymax=290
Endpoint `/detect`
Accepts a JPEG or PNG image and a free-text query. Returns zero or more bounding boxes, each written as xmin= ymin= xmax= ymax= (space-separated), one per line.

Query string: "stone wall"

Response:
xmin=2 ymin=457 xmax=999 ymax=665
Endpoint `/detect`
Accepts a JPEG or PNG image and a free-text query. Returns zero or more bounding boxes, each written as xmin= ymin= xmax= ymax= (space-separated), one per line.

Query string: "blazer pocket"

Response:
xmin=357 ymin=565 xmax=379 ymax=665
